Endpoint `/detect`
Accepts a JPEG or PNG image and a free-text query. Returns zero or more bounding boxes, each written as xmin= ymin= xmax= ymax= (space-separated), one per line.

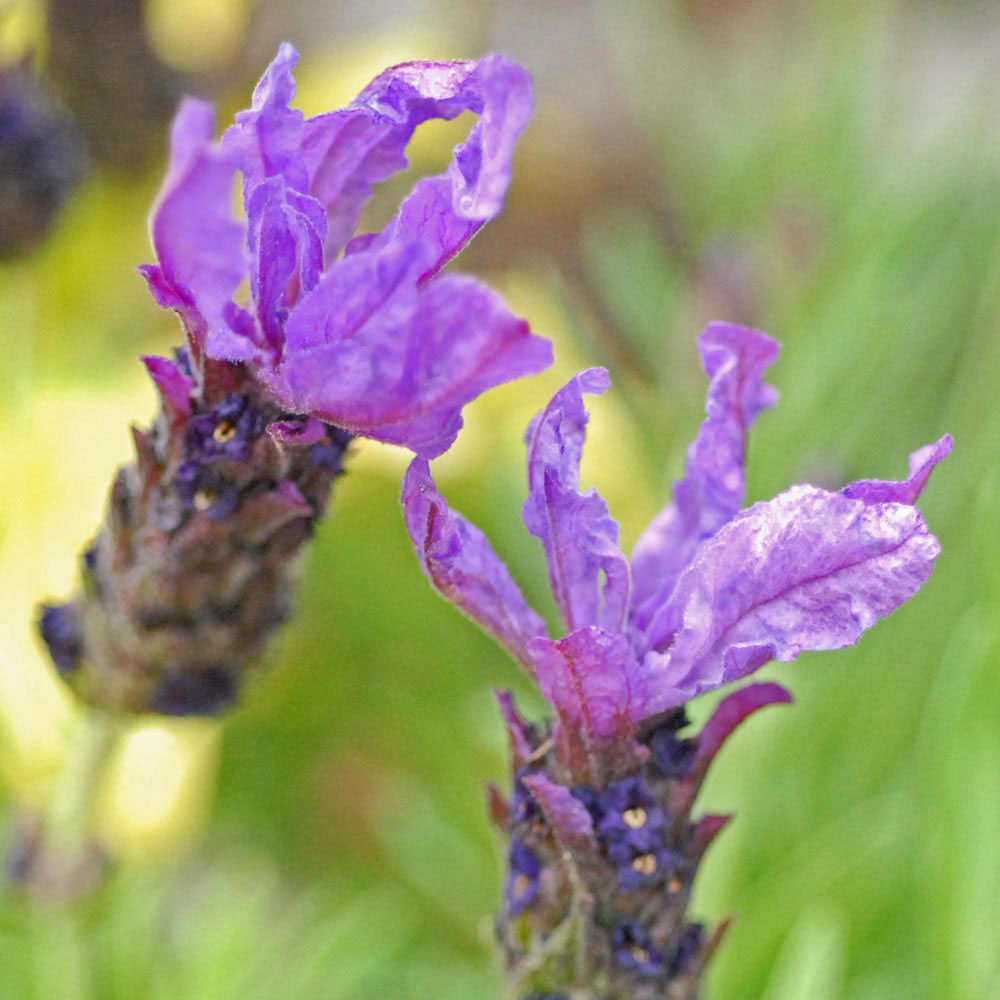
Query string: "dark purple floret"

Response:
xmin=669 ymin=923 xmax=704 ymax=977
xmin=607 ymin=839 xmax=681 ymax=891
xmin=309 ymin=427 xmax=352 ymax=474
xmin=38 ymin=603 xmax=83 ymax=676
xmin=613 ymin=921 xmax=664 ymax=976
xmin=596 ymin=776 xmax=668 ymax=846
xmin=174 ymin=461 xmax=241 ymax=520
xmin=186 ymin=394 xmax=265 ymax=463
xmin=505 ymin=841 xmax=540 ymax=916
xmin=649 ymin=724 xmax=698 ymax=778
xmin=149 ymin=665 xmax=240 ymax=716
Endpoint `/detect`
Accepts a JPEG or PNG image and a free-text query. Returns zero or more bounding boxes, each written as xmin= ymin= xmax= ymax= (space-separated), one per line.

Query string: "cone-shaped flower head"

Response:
xmin=140 ymin=44 xmax=552 ymax=459
xmin=403 ymin=322 xmax=951 ymax=784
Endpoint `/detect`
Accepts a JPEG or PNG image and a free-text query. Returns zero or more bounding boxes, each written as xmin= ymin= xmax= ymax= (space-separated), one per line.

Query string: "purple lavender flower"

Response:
xmin=403 ymin=322 xmax=950 ymax=782
xmin=36 ymin=46 xmax=548 ymax=717
xmin=402 ymin=321 xmax=950 ymax=995
xmin=140 ymin=44 xmax=551 ymax=459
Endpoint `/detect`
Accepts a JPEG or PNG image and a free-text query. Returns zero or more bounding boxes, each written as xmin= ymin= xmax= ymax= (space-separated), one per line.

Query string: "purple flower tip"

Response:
xmin=145 ymin=46 xmax=551 ymax=458
xmin=613 ymin=921 xmax=664 ymax=976
xmin=149 ymin=665 xmax=240 ymax=716
xmin=669 ymin=923 xmax=704 ymax=977
xmin=38 ymin=602 xmax=83 ymax=676
xmin=505 ymin=841 xmax=540 ymax=915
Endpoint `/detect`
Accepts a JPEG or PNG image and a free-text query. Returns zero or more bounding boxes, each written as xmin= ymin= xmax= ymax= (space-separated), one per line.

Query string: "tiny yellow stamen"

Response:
xmin=629 ymin=944 xmax=650 ymax=963
xmin=193 ymin=489 xmax=217 ymax=511
xmin=622 ymin=806 xmax=647 ymax=829
xmin=512 ymin=874 xmax=532 ymax=899
xmin=213 ymin=420 xmax=237 ymax=443
xmin=632 ymin=853 xmax=657 ymax=876
xmin=668 ymin=876 xmax=683 ymax=893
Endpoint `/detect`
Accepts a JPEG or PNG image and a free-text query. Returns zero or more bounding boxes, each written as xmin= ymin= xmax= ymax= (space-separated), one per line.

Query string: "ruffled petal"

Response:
xmin=143 ymin=98 xmax=246 ymax=358
xmin=527 ymin=627 xmax=648 ymax=786
xmin=402 ymin=459 xmax=547 ymax=669
xmin=302 ymin=54 xmax=532 ymax=265
xmin=522 ymin=370 xmax=630 ymax=634
xmin=221 ymin=42 xmax=308 ymax=195
xmin=843 ymin=434 xmax=953 ymax=504
xmin=631 ymin=323 xmax=778 ymax=632
xmin=643 ymin=485 xmax=943 ymax=711
xmin=271 ymin=255 xmax=551 ymax=457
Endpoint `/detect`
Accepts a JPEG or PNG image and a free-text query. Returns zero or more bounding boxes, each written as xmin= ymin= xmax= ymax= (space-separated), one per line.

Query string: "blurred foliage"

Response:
xmin=2 ymin=0 xmax=999 ymax=997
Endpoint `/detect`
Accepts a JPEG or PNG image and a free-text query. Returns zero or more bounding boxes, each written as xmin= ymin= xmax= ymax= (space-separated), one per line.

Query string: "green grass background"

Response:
xmin=1 ymin=1 xmax=998 ymax=997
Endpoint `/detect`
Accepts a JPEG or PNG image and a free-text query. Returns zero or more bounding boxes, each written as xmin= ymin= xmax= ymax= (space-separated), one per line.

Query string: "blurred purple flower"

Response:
xmin=140 ymin=44 xmax=551 ymax=458
xmin=403 ymin=322 xmax=951 ymax=783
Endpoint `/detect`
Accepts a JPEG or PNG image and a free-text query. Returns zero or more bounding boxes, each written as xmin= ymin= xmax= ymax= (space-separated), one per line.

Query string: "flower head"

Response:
xmin=403 ymin=322 xmax=950 ymax=784
xmin=140 ymin=44 xmax=551 ymax=458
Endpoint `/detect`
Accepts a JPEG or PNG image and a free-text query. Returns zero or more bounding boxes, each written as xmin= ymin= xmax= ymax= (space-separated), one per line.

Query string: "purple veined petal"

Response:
xmin=527 ymin=627 xmax=648 ymax=786
xmin=141 ymin=355 xmax=193 ymax=419
xmin=631 ymin=323 xmax=779 ymax=633
xmin=359 ymin=56 xmax=534 ymax=280
xmin=520 ymin=772 xmax=600 ymax=859
xmin=246 ymin=177 xmax=327 ymax=351
xmin=271 ymin=259 xmax=551 ymax=458
xmin=843 ymin=434 xmax=953 ymax=504
xmin=402 ymin=459 xmax=547 ymax=670
xmin=643 ymin=485 xmax=943 ymax=712
xmin=522 ymin=370 xmax=631 ymax=634
xmin=221 ymin=42 xmax=308 ymax=195
xmin=143 ymin=98 xmax=247 ymax=360
xmin=495 ymin=689 xmax=534 ymax=769
xmin=670 ymin=683 xmax=792 ymax=819
xmin=300 ymin=54 xmax=532 ymax=264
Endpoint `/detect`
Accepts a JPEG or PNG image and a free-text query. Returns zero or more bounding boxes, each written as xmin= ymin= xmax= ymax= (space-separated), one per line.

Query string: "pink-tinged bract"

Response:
xmin=142 ymin=44 xmax=551 ymax=458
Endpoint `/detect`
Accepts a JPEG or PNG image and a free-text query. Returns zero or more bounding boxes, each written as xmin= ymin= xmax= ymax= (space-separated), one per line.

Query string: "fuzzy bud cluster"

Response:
xmin=39 ymin=354 xmax=350 ymax=715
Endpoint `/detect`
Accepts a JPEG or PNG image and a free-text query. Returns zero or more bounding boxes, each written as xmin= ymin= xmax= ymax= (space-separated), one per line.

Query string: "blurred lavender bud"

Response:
xmin=0 ymin=61 xmax=87 ymax=258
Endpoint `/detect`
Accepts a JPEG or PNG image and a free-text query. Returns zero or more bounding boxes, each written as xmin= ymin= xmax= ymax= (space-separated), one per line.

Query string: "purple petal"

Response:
xmin=527 ymin=627 xmax=648 ymax=786
xmin=270 ymin=254 xmax=551 ymax=457
xmin=843 ymin=434 xmax=953 ymax=504
xmin=521 ymin=772 xmax=599 ymax=857
xmin=302 ymin=54 xmax=532 ymax=264
xmin=671 ymin=683 xmax=792 ymax=818
xmin=644 ymin=486 xmax=942 ymax=710
xmin=143 ymin=98 xmax=247 ymax=359
xmin=141 ymin=355 xmax=193 ymax=418
xmin=401 ymin=459 xmax=547 ymax=669
xmin=631 ymin=323 xmax=779 ymax=632
xmin=220 ymin=42 xmax=308 ymax=195
xmin=246 ymin=177 xmax=326 ymax=350
xmin=522 ymin=370 xmax=630 ymax=633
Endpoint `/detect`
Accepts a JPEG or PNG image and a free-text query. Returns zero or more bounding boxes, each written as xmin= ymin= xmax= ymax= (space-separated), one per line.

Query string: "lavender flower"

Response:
xmin=141 ymin=43 xmax=551 ymax=459
xmin=402 ymin=322 xmax=950 ymax=996
xmin=37 ymin=46 xmax=548 ymax=715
